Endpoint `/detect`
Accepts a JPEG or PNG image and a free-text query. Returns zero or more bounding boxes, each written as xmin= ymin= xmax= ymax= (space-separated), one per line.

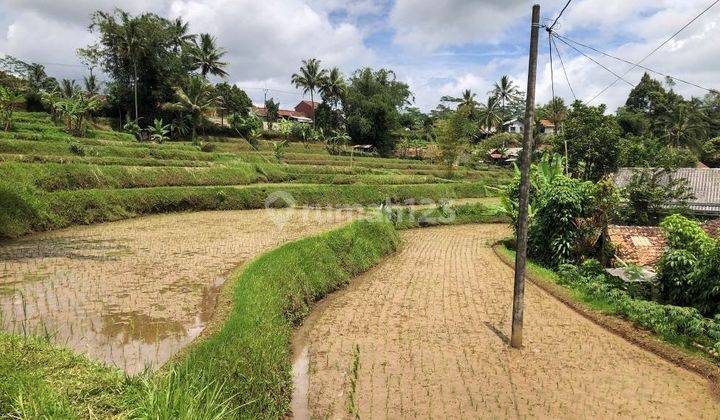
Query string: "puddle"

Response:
xmin=0 ymin=209 xmax=352 ymax=374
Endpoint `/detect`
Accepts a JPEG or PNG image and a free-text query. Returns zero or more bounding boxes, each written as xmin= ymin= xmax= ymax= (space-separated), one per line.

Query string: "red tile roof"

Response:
xmin=252 ymin=106 xmax=305 ymax=119
xmin=702 ymin=219 xmax=720 ymax=238
xmin=607 ymin=225 xmax=667 ymax=267
xmin=539 ymin=119 xmax=555 ymax=127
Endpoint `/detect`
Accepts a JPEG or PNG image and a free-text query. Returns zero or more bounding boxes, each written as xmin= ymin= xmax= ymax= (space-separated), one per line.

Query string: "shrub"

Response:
xmin=69 ymin=143 xmax=86 ymax=156
xmin=657 ymin=214 xmax=720 ymax=316
xmin=554 ymin=259 xmax=720 ymax=350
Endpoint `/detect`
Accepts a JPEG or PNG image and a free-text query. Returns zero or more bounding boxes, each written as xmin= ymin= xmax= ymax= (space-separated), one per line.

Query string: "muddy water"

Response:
xmin=0 ymin=208 xmax=360 ymax=374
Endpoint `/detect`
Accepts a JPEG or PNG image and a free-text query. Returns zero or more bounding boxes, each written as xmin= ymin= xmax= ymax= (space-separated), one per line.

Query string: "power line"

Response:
xmin=549 ymin=0 xmax=573 ymax=31
xmin=552 ymin=32 xmax=716 ymax=93
xmin=548 ymin=31 xmax=556 ymax=103
xmin=551 ymin=35 xmax=577 ymax=100
xmin=552 ymin=34 xmax=635 ymax=88
xmin=586 ymin=0 xmax=720 ymax=103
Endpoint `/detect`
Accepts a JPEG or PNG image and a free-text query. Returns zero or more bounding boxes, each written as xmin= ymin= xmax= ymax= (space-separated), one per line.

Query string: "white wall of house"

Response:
xmin=505 ymin=120 xmax=524 ymax=133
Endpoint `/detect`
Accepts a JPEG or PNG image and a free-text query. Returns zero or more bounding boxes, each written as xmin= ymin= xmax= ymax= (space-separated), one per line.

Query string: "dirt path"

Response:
xmin=0 ymin=207 xmax=359 ymax=374
xmin=303 ymin=224 xmax=719 ymax=419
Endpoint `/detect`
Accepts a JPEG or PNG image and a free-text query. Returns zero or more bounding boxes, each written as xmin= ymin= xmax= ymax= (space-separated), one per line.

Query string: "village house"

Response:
xmin=605 ymin=218 xmax=720 ymax=283
xmin=251 ymin=100 xmax=319 ymax=127
xmin=502 ymin=118 xmax=524 ymax=133
xmin=487 ymin=147 xmax=523 ymax=165
xmin=539 ymin=119 xmax=556 ymax=134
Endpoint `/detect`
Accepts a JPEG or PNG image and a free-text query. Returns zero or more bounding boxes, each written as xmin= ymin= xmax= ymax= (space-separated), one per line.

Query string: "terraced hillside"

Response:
xmin=0 ymin=111 xmax=511 ymax=239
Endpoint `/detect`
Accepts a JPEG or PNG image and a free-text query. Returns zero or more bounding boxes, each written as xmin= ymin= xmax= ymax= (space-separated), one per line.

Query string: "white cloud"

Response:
xmin=168 ymin=0 xmax=374 ymax=107
xmin=389 ymin=0 xmax=529 ymax=51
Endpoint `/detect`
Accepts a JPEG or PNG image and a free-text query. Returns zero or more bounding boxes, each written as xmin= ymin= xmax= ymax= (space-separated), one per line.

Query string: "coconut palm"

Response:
xmin=117 ymin=11 xmax=143 ymax=121
xmin=83 ymin=74 xmax=101 ymax=96
xmin=441 ymin=89 xmax=478 ymax=110
xmin=661 ymin=103 xmax=706 ymax=150
xmin=319 ymin=67 xmax=346 ymax=108
xmin=477 ymin=96 xmax=503 ymax=133
xmin=190 ymin=33 xmax=228 ymax=79
xmin=164 ymin=76 xmax=220 ymax=142
xmin=490 ymin=75 xmax=521 ymax=109
xmin=60 ymin=79 xmax=80 ymax=98
xmin=291 ymin=58 xmax=328 ymax=127
xmin=170 ymin=17 xmax=196 ymax=52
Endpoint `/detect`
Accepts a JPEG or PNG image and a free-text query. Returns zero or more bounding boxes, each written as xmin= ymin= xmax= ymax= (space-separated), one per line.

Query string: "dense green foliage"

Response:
xmin=618 ymin=168 xmax=694 ymax=226
xmin=657 ymin=215 xmax=720 ymax=317
xmin=434 ymin=105 xmax=471 ymax=171
xmin=502 ymin=154 xmax=617 ymax=266
xmin=556 ymin=260 xmax=720 ymax=353
xmin=343 ymin=68 xmax=412 ymax=156
xmin=553 ymin=101 xmax=622 ymax=181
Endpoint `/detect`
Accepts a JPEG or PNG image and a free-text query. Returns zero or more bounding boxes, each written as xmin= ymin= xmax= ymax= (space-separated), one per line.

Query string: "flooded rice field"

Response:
xmin=0 ymin=208 xmax=359 ymax=374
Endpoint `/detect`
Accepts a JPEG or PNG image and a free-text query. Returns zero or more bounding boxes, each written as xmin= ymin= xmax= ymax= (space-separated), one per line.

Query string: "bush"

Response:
xmin=657 ymin=214 xmax=720 ymax=316
xmin=69 ymin=143 xmax=86 ymax=156
xmin=554 ymin=258 xmax=720 ymax=350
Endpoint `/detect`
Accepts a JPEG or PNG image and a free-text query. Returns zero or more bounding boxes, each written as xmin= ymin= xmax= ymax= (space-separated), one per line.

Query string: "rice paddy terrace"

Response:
xmin=0 ymin=112 xmax=509 ymax=377
xmin=1 ymin=112 xmax=718 ymax=418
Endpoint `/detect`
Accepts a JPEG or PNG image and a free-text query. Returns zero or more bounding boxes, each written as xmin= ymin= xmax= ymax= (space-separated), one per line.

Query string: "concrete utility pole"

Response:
xmin=510 ymin=4 xmax=540 ymax=349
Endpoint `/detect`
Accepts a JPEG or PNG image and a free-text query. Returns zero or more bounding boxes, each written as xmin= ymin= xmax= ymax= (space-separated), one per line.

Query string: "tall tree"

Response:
xmin=553 ymin=101 xmax=622 ymax=181
xmin=291 ymin=58 xmax=328 ymax=127
xmin=490 ymin=75 xmax=522 ymax=111
xmin=477 ymin=96 xmax=503 ymax=134
xmin=90 ymin=9 xmax=201 ymax=123
xmin=190 ymin=33 xmax=228 ymax=79
xmin=265 ymin=98 xmax=280 ymax=123
xmin=170 ymin=17 xmax=196 ymax=52
xmin=343 ymin=67 xmax=413 ymax=156
xmin=441 ymin=89 xmax=478 ymax=110
xmin=319 ymin=67 xmax=346 ymax=108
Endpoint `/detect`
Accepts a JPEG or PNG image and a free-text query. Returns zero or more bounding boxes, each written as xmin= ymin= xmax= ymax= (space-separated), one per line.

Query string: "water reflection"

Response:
xmin=0 ymin=209 xmax=349 ymax=374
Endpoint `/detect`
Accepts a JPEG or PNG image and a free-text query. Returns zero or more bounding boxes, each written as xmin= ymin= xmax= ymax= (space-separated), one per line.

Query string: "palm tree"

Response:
xmin=441 ymin=89 xmax=477 ymax=110
xmin=490 ymin=75 xmax=521 ymax=110
xmin=83 ymin=74 xmax=101 ymax=96
xmin=60 ymin=79 xmax=79 ymax=98
xmin=170 ymin=17 xmax=195 ymax=52
xmin=117 ymin=11 xmax=143 ymax=121
xmin=319 ymin=67 xmax=346 ymax=108
xmin=477 ymin=96 xmax=503 ymax=133
xmin=190 ymin=33 xmax=228 ymax=79
xmin=661 ymin=103 xmax=706 ymax=150
xmin=164 ymin=76 xmax=220 ymax=142
xmin=291 ymin=58 xmax=328 ymax=127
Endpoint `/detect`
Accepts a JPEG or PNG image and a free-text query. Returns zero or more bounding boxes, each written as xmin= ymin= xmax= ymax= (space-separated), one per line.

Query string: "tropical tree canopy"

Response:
xmin=190 ymin=33 xmax=228 ymax=79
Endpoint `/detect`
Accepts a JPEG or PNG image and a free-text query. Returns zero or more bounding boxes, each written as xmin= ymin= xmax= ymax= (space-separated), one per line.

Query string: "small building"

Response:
xmin=251 ymin=100 xmax=319 ymax=125
xmin=294 ymin=100 xmax=319 ymax=120
xmin=539 ymin=119 xmax=556 ymax=135
xmin=487 ymin=147 xmax=523 ymax=165
xmin=614 ymin=168 xmax=720 ymax=217
xmin=503 ymin=118 xmax=524 ymax=133
xmin=606 ymin=225 xmax=667 ymax=287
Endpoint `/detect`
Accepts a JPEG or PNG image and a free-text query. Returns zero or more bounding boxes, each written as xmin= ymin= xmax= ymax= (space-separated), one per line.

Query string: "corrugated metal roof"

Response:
xmin=614 ymin=168 xmax=720 ymax=215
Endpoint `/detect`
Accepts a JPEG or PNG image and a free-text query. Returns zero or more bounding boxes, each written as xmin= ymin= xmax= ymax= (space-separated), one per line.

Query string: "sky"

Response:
xmin=0 ymin=0 xmax=719 ymax=112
